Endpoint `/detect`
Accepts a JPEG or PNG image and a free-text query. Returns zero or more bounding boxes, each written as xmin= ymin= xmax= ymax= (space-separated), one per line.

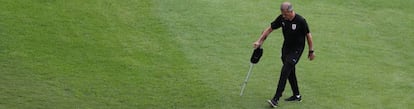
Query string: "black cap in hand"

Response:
xmin=250 ymin=47 xmax=263 ymax=64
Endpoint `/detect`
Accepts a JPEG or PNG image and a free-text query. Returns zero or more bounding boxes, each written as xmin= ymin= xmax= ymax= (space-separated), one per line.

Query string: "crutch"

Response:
xmin=240 ymin=47 xmax=263 ymax=96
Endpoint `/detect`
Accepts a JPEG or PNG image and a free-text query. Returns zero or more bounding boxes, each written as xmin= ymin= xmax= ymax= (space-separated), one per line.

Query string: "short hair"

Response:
xmin=280 ymin=2 xmax=293 ymax=11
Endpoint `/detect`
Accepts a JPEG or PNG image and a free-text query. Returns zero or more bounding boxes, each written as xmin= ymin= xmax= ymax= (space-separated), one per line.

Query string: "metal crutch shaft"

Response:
xmin=240 ymin=63 xmax=254 ymax=96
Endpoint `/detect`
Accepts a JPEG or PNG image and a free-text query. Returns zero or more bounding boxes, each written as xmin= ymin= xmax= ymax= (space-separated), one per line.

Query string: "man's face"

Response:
xmin=281 ymin=10 xmax=293 ymax=20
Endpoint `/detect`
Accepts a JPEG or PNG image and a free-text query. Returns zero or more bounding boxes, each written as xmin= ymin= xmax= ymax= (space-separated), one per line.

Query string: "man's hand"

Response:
xmin=253 ymin=41 xmax=262 ymax=48
xmin=308 ymin=51 xmax=315 ymax=61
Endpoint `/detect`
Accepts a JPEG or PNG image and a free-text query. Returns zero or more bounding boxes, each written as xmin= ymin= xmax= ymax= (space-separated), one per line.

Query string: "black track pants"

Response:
xmin=272 ymin=49 xmax=302 ymax=100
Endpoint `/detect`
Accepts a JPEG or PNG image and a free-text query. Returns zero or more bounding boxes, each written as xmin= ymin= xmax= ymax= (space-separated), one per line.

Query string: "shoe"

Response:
xmin=284 ymin=95 xmax=302 ymax=102
xmin=267 ymin=99 xmax=278 ymax=108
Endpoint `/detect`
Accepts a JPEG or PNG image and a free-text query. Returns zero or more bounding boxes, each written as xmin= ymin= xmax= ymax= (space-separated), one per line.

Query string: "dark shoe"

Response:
xmin=284 ymin=95 xmax=302 ymax=102
xmin=267 ymin=99 xmax=278 ymax=108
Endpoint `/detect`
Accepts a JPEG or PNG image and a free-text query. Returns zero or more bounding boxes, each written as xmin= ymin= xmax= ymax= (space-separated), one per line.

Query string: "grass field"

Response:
xmin=1 ymin=0 xmax=413 ymax=108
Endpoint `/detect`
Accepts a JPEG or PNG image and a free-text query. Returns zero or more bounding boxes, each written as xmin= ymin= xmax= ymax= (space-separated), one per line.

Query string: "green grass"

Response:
xmin=0 ymin=0 xmax=413 ymax=108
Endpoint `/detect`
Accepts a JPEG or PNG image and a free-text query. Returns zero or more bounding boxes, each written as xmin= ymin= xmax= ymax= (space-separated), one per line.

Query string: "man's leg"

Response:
xmin=272 ymin=63 xmax=294 ymax=101
xmin=284 ymin=66 xmax=302 ymax=101
xmin=288 ymin=67 xmax=300 ymax=96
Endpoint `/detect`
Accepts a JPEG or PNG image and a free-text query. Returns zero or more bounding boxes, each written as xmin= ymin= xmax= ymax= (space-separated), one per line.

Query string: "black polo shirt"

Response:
xmin=271 ymin=14 xmax=310 ymax=51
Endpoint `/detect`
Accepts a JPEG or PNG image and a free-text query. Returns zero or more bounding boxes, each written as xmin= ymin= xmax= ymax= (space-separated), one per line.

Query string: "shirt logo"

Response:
xmin=292 ymin=24 xmax=296 ymax=30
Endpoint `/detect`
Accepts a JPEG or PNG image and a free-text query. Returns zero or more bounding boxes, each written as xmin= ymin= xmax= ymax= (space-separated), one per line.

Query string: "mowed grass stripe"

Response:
xmin=137 ymin=1 xmax=221 ymax=108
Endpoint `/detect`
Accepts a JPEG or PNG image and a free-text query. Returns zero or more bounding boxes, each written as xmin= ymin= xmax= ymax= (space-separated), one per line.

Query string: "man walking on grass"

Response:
xmin=253 ymin=2 xmax=315 ymax=108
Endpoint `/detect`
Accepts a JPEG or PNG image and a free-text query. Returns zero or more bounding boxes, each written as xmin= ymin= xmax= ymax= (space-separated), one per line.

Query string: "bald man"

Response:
xmin=253 ymin=2 xmax=315 ymax=108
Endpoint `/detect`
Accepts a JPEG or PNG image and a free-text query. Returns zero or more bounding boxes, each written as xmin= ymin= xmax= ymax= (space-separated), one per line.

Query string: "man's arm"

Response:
xmin=253 ymin=26 xmax=273 ymax=48
xmin=306 ymin=33 xmax=315 ymax=60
